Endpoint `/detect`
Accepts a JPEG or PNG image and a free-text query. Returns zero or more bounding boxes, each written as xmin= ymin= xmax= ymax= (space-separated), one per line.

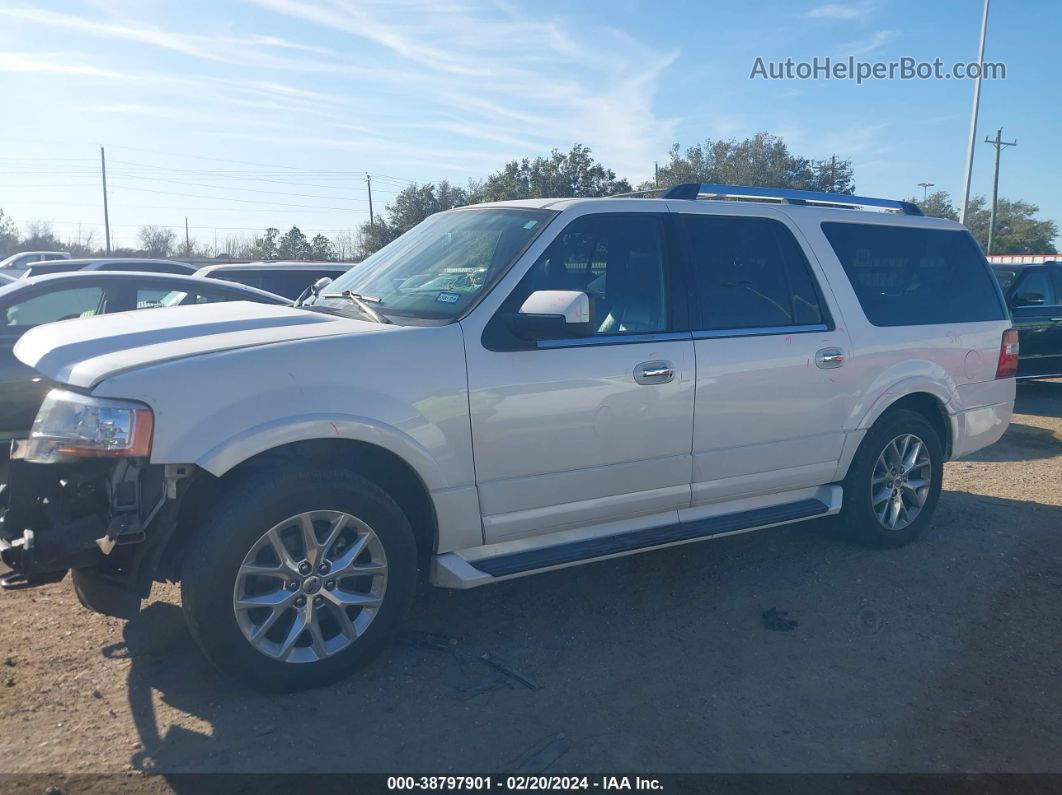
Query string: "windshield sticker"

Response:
xmin=436 ymin=291 xmax=461 ymax=304
xmin=523 ymin=220 xmax=539 ymax=229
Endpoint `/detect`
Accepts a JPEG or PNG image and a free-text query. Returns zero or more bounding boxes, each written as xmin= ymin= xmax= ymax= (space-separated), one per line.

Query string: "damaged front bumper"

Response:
xmin=0 ymin=441 xmax=193 ymax=617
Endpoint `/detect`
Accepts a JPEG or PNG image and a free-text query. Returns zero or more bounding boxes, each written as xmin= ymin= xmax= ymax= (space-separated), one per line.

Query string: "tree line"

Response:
xmin=1 ymin=133 xmax=1056 ymax=262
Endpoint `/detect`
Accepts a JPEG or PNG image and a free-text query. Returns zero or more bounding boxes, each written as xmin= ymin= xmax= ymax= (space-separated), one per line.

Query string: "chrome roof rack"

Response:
xmin=659 ymin=183 xmax=923 ymax=215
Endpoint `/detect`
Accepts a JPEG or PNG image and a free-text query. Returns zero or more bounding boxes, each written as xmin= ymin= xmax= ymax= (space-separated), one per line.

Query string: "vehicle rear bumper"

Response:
xmin=950 ymin=400 xmax=1014 ymax=459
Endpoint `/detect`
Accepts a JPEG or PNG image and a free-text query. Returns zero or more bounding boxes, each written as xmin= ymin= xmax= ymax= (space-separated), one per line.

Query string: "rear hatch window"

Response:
xmin=822 ymin=222 xmax=1006 ymax=326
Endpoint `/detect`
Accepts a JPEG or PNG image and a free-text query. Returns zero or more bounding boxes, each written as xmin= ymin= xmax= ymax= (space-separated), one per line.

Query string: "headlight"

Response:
xmin=24 ymin=389 xmax=154 ymax=463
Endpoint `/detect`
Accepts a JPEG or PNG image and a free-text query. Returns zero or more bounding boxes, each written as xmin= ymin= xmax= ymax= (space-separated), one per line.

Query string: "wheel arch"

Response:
xmin=158 ymin=437 xmax=439 ymax=582
xmin=879 ymin=392 xmax=953 ymax=459
xmin=837 ymin=388 xmax=954 ymax=482
xmin=856 ymin=381 xmax=955 ymax=459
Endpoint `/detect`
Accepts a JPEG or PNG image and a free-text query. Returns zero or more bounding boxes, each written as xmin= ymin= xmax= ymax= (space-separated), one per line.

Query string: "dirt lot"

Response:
xmin=0 ymin=381 xmax=1060 ymax=777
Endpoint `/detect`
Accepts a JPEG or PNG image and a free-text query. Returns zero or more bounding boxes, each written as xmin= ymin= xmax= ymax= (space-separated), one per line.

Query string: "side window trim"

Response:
xmin=692 ymin=323 xmax=829 ymax=340
xmin=678 ymin=212 xmax=834 ymax=335
xmin=537 ymin=331 xmax=692 ymax=350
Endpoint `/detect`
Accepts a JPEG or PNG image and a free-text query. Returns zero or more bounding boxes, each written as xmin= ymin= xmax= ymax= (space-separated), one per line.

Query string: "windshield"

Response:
xmin=308 ymin=207 xmax=555 ymax=320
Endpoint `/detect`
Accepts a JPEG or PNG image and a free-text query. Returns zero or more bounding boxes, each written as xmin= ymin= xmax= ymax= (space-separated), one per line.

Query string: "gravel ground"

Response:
xmin=0 ymin=381 xmax=1059 ymax=778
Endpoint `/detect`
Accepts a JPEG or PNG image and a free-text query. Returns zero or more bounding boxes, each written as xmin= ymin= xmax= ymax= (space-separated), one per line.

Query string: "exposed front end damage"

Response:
xmin=0 ymin=445 xmax=194 ymax=618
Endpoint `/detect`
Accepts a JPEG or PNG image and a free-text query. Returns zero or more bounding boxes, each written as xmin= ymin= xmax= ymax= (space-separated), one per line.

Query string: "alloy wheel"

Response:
xmin=232 ymin=510 xmax=388 ymax=663
xmin=871 ymin=433 xmax=932 ymax=532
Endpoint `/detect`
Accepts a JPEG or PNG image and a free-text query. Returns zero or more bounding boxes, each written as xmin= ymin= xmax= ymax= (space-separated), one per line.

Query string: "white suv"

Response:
xmin=1 ymin=184 xmax=1016 ymax=690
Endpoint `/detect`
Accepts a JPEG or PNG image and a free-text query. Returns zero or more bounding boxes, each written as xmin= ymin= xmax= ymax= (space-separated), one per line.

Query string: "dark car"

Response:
xmin=20 ymin=257 xmax=198 ymax=278
xmin=0 ymin=271 xmax=289 ymax=472
xmin=991 ymin=262 xmax=1062 ymax=380
xmin=195 ymin=261 xmax=355 ymax=300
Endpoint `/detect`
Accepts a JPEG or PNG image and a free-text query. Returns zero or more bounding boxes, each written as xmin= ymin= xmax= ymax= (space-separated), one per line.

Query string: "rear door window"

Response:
xmin=682 ymin=214 xmax=826 ymax=330
xmin=822 ymin=223 xmax=1006 ymax=326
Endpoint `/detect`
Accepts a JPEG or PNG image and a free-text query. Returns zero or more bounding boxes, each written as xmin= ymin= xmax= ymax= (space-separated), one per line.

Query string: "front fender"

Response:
xmin=196 ymin=413 xmax=448 ymax=491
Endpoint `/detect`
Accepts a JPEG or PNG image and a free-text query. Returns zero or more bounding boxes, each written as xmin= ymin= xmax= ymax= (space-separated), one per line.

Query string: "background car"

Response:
xmin=0 ymin=251 xmax=70 ymax=270
xmin=20 ymin=257 xmax=197 ymax=278
xmin=991 ymin=261 xmax=1062 ymax=379
xmin=196 ymin=261 xmax=355 ymax=299
xmin=0 ymin=270 xmax=290 ymax=477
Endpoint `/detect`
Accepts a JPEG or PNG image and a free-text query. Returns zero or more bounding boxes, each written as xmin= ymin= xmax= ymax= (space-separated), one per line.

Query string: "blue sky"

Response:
xmin=1 ymin=0 xmax=1059 ymax=249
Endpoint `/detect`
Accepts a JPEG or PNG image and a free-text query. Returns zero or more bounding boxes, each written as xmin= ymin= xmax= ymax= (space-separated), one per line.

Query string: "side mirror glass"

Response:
xmin=1013 ymin=292 xmax=1046 ymax=307
xmin=507 ymin=290 xmax=594 ymax=340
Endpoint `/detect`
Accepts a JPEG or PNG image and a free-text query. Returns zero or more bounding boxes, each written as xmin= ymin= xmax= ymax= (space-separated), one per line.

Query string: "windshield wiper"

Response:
xmin=320 ymin=290 xmax=391 ymax=324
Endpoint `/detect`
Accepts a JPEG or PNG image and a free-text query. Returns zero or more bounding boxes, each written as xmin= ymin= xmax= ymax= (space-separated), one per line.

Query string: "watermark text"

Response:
xmin=750 ymin=56 xmax=1006 ymax=84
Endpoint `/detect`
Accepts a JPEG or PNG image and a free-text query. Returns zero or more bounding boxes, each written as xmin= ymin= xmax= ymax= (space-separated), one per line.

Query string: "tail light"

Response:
xmin=995 ymin=329 xmax=1019 ymax=379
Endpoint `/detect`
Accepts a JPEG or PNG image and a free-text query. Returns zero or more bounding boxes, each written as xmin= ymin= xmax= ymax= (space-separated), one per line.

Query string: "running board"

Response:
xmin=434 ymin=495 xmax=832 ymax=587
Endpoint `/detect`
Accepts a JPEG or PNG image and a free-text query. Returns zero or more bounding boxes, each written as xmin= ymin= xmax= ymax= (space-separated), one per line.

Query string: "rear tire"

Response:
xmin=181 ymin=467 xmax=417 ymax=692
xmin=839 ymin=408 xmax=944 ymax=548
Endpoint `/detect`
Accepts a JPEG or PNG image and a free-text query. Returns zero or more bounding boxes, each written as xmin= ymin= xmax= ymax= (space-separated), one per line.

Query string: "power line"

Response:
xmin=105 ymin=184 xmax=365 ymax=211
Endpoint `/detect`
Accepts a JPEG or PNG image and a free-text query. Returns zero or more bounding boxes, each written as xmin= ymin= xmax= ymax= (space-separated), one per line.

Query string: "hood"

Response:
xmin=15 ymin=301 xmax=391 ymax=389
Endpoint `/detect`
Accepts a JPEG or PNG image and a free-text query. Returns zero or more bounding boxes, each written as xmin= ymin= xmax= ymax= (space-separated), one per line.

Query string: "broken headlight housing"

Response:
xmin=24 ymin=389 xmax=154 ymax=463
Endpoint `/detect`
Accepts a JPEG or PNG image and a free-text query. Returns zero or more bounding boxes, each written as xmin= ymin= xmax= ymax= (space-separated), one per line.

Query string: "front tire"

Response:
xmin=839 ymin=408 xmax=944 ymax=548
xmin=181 ymin=467 xmax=417 ymax=691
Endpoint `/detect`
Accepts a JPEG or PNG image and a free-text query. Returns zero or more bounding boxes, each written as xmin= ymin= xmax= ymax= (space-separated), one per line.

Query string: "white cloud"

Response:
xmin=0 ymin=6 xmax=341 ymax=70
xmin=842 ymin=29 xmax=900 ymax=56
xmin=806 ymin=1 xmax=877 ymax=22
xmin=0 ymin=52 xmax=130 ymax=79
xmin=0 ymin=1 xmax=678 ymax=188
xmin=245 ymin=0 xmax=678 ymax=178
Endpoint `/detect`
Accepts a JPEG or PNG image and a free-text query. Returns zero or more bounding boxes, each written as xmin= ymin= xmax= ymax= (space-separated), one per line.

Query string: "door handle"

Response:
xmin=815 ymin=347 xmax=846 ymax=369
xmin=634 ymin=360 xmax=675 ymax=384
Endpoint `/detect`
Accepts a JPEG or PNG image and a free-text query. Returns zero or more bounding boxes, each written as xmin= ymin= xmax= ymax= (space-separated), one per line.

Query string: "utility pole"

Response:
xmin=918 ymin=182 xmax=935 ymax=200
xmin=366 ymin=174 xmax=375 ymax=228
xmin=984 ymin=127 xmax=1017 ymax=255
xmin=829 ymin=155 xmax=837 ymax=192
xmin=185 ymin=217 xmax=191 ymax=257
xmin=959 ymin=0 xmax=990 ymax=226
xmin=100 ymin=145 xmax=112 ymax=254
xmin=654 ymin=161 xmax=659 ymax=189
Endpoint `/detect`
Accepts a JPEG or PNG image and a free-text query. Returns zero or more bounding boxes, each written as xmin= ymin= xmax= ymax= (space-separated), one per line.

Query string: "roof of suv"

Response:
xmin=467 ymin=198 xmax=966 ymax=233
xmin=463 ymin=184 xmax=962 ymax=231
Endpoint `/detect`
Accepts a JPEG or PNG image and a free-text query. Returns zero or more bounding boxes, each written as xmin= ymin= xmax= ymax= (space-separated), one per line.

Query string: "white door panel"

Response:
xmin=467 ymin=337 xmax=696 ymax=542
xmin=692 ymin=328 xmax=854 ymax=504
xmin=482 ymin=485 xmax=691 ymax=543
xmin=478 ymin=451 xmax=691 ymax=516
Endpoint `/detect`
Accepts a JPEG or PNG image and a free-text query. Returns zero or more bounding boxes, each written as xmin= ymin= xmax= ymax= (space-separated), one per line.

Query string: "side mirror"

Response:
xmin=295 ymin=276 xmax=333 ymax=306
xmin=507 ymin=290 xmax=594 ymax=340
xmin=1013 ymin=292 xmax=1046 ymax=307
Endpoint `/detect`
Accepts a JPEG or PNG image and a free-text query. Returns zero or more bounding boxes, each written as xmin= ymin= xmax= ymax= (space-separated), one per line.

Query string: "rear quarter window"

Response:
xmin=822 ymin=222 xmax=1006 ymax=326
